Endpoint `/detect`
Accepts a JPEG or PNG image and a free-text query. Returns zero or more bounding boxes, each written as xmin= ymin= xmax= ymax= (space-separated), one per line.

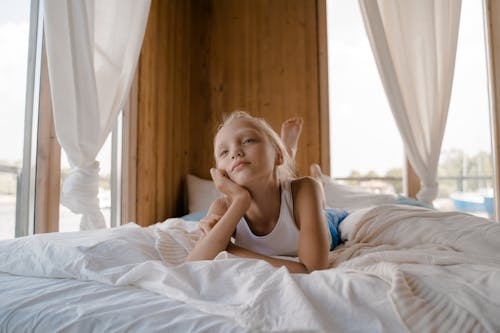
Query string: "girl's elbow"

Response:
xmin=307 ymin=265 xmax=329 ymax=273
xmin=300 ymin=249 xmax=330 ymax=273
xmin=304 ymin=259 xmax=329 ymax=273
xmin=185 ymin=253 xmax=198 ymax=263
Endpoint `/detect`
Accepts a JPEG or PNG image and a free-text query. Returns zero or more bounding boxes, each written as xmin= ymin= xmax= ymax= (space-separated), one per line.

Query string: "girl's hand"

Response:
xmin=210 ymin=168 xmax=250 ymax=202
xmin=199 ymin=213 xmax=221 ymax=236
xmin=185 ymin=173 xmax=251 ymax=263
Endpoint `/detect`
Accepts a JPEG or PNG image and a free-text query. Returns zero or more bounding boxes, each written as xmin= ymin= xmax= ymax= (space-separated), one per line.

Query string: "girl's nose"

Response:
xmin=231 ymin=150 xmax=243 ymax=159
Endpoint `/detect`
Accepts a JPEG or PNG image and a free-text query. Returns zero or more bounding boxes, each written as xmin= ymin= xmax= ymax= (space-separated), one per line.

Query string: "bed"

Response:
xmin=1 ymin=175 xmax=500 ymax=332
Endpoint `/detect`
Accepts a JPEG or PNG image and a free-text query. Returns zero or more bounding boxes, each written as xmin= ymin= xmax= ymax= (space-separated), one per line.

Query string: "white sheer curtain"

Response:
xmin=358 ymin=0 xmax=461 ymax=204
xmin=43 ymin=0 xmax=151 ymax=229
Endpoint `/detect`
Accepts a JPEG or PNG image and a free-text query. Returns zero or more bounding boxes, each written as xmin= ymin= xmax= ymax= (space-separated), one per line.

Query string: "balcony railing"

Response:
xmin=336 ymin=175 xmax=495 ymax=217
xmin=0 ymin=164 xmax=22 ymax=237
xmin=335 ymin=175 xmax=493 ymax=190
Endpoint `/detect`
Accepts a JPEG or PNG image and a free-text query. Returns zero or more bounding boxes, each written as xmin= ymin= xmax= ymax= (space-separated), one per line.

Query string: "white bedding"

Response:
xmin=1 ymin=204 xmax=499 ymax=332
xmin=0 ymin=272 xmax=245 ymax=332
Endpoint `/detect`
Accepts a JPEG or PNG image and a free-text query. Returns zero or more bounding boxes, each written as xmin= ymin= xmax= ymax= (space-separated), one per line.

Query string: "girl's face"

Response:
xmin=214 ymin=119 xmax=279 ymax=186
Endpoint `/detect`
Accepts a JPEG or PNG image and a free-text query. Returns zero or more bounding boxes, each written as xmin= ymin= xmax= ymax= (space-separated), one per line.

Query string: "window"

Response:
xmin=326 ymin=0 xmax=404 ymax=194
xmin=326 ymin=0 xmax=494 ymax=219
xmin=0 ymin=1 xmax=127 ymax=238
xmin=436 ymin=0 xmax=494 ymax=218
xmin=0 ymin=0 xmax=37 ymax=240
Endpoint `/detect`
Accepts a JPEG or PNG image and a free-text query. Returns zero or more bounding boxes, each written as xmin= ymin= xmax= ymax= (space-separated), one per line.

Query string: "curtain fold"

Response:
xmin=358 ymin=0 xmax=461 ymax=204
xmin=43 ymin=0 xmax=151 ymax=229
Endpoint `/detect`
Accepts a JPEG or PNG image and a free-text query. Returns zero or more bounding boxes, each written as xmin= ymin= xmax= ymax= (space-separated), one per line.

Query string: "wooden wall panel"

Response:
xmin=317 ymin=0 xmax=330 ymax=174
xmin=189 ymin=0 xmax=213 ymax=179
xmin=137 ymin=0 xmax=191 ymax=225
xmin=190 ymin=0 xmax=322 ymax=179
xmin=137 ymin=0 xmax=158 ymax=226
xmin=35 ymin=42 xmax=61 ymax=233
xmin=137 ymin=0 xmax=324 ymax=225
xmin=121 ymin=70 xmax=138 ymax=226
xmin=171 ymin=0 xmax=191 ymax=218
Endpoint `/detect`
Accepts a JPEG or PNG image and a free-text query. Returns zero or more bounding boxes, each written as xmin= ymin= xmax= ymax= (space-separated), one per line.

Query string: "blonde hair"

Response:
xmin=214 ymin=111 xmax=296 ymax=181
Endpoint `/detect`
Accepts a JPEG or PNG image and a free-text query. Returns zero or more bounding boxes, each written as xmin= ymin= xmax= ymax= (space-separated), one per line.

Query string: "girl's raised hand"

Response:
xmin=210 ymin=168 xmax=250 ymax=201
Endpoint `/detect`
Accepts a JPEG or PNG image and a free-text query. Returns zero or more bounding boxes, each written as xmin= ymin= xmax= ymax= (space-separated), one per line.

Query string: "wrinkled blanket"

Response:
xmin=1 ymin=205 xmax=499 ymax=332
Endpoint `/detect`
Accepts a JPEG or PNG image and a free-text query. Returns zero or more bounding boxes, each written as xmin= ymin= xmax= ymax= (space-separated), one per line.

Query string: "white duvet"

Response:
xmin=1 ymin=204 xmax=500 ymax=332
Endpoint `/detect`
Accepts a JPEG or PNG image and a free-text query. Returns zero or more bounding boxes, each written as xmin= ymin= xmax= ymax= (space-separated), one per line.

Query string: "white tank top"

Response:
xmin=234 ymin=179 xmax=300 ymax=257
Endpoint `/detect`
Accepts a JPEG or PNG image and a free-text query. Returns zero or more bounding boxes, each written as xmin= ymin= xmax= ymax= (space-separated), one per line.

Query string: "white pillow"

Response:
xmin=316 ymin=172 xmax=396 ymax=211
xmin=186 ymin=174 xmax=221 ymax=213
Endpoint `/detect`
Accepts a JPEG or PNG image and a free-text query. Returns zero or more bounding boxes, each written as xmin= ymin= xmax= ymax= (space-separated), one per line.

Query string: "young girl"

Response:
xmin=185 ymin=111 xmax=337 ymax=273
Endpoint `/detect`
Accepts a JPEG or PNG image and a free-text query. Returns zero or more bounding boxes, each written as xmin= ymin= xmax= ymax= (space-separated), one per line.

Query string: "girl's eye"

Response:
xmin=219 ymin=150 xmax=228 ymax=157
xmin=243 ymin=138 xmax=255 ymax=144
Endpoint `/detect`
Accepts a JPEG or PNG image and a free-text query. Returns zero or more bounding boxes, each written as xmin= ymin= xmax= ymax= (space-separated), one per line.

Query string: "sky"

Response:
xmin=0 ymin=0 xmax=30 ymax=165
xmin=0 ymin=0 xmax=492 ymax=178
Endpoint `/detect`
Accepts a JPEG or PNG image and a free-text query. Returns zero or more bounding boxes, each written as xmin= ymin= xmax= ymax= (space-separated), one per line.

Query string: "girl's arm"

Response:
xmin=226 ymin=243 xmax=309 ymax=274
xmin=292 ymin=176 xmax=330 ymax=271
xmin=185 ymin=169 xmax=251 ymax=262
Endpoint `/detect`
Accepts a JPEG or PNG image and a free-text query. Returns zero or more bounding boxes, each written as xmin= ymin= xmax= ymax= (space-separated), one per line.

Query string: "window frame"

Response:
xmin=485 ymin=0 xmax=500 ymax=220
xmin=16 ymin=0 xmax=43 ymax=237
xmin=34 ymin=35 xmax=60 ymax=234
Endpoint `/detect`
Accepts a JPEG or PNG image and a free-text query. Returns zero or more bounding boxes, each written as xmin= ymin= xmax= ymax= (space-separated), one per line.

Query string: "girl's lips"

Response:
xmin=232 ymin=161 xmax=249 ymax=171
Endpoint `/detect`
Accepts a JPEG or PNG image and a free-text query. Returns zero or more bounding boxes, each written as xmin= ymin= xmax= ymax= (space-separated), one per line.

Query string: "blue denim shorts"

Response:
xmin=324 ymin=208 xmax=349 ymax=250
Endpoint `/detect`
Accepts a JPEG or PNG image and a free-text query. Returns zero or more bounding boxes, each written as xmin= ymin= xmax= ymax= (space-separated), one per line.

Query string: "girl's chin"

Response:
xmin=230 ymin=174 xmax=251 ymax=187
xmin=231 ymin=171 xmax=276 ymax=187
xmin=231 ymin=176 xmax=247 ymax=186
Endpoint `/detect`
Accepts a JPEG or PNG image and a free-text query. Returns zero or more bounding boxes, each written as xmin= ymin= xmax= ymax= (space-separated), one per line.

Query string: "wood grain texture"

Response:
xmin=317 ymin=0 xmax=330 ymax=175
xmin=189 ymin=0 xmax=322 ymax=178
xmin=35 ymin=42 xmax=61 ymax=233
xmin=137 ymin=0 xmax=160 ymax=226
xmin=136 ymin=0 xmax=191 ymax=225
xmin=121 ymin=69 xmax=138 ymax=225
